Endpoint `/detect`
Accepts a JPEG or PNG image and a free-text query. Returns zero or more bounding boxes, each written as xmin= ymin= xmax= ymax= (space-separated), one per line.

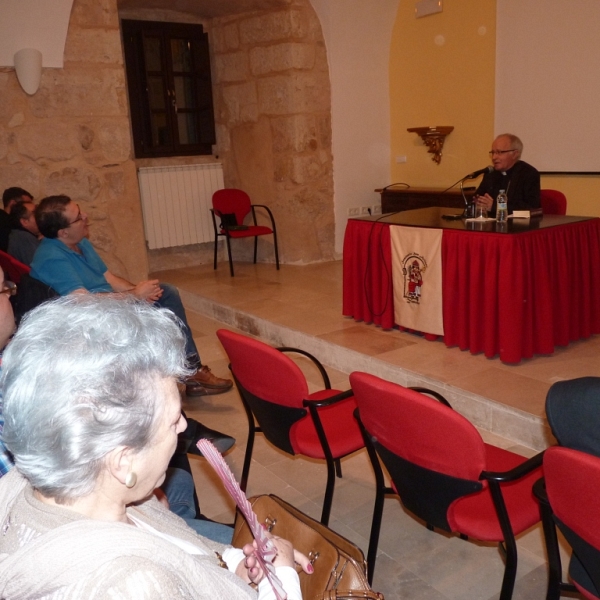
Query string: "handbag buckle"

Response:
xmin=308 ymin=550 xmax=320 ymax=565
xmin=264 ymin=515 xmax=277 ymax=533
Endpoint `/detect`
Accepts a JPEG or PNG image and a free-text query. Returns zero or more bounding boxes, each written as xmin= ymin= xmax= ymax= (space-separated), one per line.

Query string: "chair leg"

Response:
xmin=538 ymin=498 xmax=564 ymax=600
xmin=225 ymin=235 xmax=235 ymax=277
xmin=366 ymin=474 xmax=387 ymax=585
xmin=240 ymin=426 xmax=254 ymax=493
xmin=334 ymin=459 xmax=342 ymax=478
xmin=213 ymin=237 xmax=218 ymax=270
xmin=253 ymin=236 xmax=258 ymax=264
xmin=273 ymin=230 xmax=280 ymax=270
xmin=499 ymin=537 xmax=518 ymax=600
xmin=321 ymin=456 xmax=336 ymax=526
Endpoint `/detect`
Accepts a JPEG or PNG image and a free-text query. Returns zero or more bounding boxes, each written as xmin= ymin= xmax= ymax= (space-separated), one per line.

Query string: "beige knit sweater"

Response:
xmin=0 ymin=469 xmax=257 ymax=599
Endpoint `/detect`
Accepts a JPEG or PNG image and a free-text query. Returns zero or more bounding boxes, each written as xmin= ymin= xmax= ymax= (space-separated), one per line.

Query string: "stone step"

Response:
xmin=180 ymin=288 xmax=553 ymax=452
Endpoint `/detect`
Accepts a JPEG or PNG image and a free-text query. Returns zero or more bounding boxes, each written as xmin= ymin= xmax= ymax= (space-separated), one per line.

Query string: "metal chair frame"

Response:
xmin=210 ymin=202 xmax=280 ymax=276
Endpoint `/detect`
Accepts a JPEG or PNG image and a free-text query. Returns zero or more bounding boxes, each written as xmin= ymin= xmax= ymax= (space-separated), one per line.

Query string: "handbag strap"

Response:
xmin=319 ymin=591 xmax=385 ymax=600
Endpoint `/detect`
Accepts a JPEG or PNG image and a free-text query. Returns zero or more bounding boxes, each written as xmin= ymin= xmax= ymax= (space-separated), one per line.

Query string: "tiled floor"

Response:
xmin=153 ymin=260 xmax=588 ymax=600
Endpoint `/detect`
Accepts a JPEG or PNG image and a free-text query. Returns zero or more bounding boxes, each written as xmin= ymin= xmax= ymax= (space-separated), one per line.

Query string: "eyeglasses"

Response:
xmin=489 ymin=149 xmax=516 ymax=156
xmin=0 ymin=281 xmax=17 ymax=297
xmin=68 ymin=205 xmax=83 ymax=226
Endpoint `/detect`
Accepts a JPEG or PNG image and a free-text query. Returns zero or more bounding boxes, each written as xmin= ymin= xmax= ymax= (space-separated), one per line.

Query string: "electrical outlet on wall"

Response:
xmin=361 ymin=206 xmax=371 ymax=215
xmin=347 ymin=207 xmax=360 ymax=217
xmin=372 ymin=205 xmax=382 ymax=215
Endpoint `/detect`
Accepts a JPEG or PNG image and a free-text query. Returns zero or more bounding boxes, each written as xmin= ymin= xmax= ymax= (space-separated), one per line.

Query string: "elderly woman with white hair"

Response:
xmin=0 ymin=295 xmax=309 ymax=599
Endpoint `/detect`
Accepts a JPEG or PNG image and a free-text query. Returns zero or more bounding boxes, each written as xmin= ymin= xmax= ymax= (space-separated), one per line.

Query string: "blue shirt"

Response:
xmin=31 ymin=237 xmax=112 ymax=295
xmin=0 ymin=367 xmax=14 ymax=477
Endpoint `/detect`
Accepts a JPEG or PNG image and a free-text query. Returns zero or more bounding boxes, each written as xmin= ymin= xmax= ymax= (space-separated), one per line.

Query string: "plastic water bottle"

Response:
xmin=496 ymin=189 xmax=508 ymax=222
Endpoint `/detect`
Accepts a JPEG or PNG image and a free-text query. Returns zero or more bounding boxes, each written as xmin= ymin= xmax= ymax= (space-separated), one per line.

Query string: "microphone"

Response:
xmin=464 ymin=165 xmax=493 ymax=179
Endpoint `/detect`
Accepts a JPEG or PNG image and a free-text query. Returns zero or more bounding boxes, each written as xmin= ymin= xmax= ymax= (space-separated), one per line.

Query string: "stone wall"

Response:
xmin=0 ymin=0 xmax=149 ymax=281
xmin=210 ymin=0 xmax=335 ymax=264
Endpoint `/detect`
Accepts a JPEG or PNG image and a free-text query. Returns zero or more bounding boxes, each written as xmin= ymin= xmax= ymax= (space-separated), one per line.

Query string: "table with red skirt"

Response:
xmin=342 ymin=207 xmax=600 ymax=363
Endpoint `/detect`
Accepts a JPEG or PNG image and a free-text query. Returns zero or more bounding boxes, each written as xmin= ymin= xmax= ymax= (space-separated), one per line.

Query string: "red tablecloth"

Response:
xmin=343 ymin=218 xmax=600 ymax=363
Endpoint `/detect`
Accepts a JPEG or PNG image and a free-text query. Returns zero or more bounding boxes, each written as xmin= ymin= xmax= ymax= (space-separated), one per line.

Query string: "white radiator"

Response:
xmin=138 ymin=163 xmax=224 ymax=250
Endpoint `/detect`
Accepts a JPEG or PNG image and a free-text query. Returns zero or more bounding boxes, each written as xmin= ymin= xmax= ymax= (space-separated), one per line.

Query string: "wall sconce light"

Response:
xmin=14 ymin=48 xmax=43 ymax=95
xmin=407 ymin=126 xmax=454 ymax=164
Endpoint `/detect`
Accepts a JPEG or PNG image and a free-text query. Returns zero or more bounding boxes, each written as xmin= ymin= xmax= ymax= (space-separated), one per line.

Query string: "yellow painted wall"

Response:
xmin=389 ymin=1 xmax=600 ymax=216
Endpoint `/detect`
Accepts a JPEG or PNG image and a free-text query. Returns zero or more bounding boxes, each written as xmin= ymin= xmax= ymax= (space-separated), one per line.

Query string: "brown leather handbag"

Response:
xmin=232 ymin=495 xmax=384 ymax=600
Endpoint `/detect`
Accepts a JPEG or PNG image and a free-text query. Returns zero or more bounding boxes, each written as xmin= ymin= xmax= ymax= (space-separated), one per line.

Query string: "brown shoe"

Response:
xmin=185 ymin=379 xmax=229 ymax=397
xmin=189 ymin=365 xmax=233 ymax=390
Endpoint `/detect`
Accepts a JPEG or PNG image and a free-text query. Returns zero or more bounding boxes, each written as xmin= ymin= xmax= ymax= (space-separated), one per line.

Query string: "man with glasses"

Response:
xmin=30 ymin=195 xmax=232 ymax=398
xmin=474 ymin=133 xmax=540 ymax=216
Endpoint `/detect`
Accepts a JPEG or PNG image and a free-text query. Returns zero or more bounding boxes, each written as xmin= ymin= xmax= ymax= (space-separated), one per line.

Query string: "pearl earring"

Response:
xmin=125 ymin=471 xmax=137 ymax=488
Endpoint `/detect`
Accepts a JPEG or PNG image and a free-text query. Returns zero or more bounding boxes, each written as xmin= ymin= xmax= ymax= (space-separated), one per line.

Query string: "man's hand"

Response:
xmin=475 ymin=193 xmax=494 ymax=212
xmin=133 ymin=279 xmax=163 ymax=302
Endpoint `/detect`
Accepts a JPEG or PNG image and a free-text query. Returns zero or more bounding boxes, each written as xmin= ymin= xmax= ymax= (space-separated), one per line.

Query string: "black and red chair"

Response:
xmin=534 ymin=376 xmax=600 ymax=599
xmin=540 ymin=189 xmax=567 ymax=215
xmin=211 ymin=188 xmax=279 ymax=276
xmin=0 ymin=249 xmax=30 ymax=284
xmin=534 ymin=447 xmax=600 ymax=600
xmin=216 ymin=328 xmax=364 ymax=525
xmin=350 ymin=371 xmax=543 ymax=597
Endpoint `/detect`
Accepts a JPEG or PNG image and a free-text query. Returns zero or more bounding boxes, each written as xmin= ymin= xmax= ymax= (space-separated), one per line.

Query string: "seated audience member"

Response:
xmin=31 ymin=194 xmax=229 ymax=398
xmin=474 ymin=133 xmax=540 ymax=215
xmin=0 ymin=295 xmax=307 ymax=598
xmin=7 ymin=199 xmax=41 ymax=266
xmin=0 ymin=266 xmax=232 ymax=544
xmin=0 ymin=187 xmax=33 ymax=252
xmin=0 ymin=267 xmax=16 ymax=478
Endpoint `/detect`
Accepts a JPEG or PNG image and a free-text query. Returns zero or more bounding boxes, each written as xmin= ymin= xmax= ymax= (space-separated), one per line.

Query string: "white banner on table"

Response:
xmin=390 ymin=225 xmax=444 ymax=336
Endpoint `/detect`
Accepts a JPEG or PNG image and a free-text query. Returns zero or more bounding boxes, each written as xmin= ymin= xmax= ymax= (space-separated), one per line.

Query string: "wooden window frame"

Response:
xmin=121 ymin=19 xmax=216 ymax=158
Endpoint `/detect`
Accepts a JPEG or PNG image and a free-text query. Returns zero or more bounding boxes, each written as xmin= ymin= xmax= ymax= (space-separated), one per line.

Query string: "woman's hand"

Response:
xmin=236 ymin=538 xmax=313 ymax=585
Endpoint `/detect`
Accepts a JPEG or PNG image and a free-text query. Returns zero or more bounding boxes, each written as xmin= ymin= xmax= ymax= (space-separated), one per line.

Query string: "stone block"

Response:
xmin=224 ymin=23 xmax=240 ymax=51
xmin=31 ymin=68 xmax=127 ymax=118
xmin=0 ymin=165 xmax=41 ymax=199
xmin=291 ymin=154 xmax=327 ymax=184
xmin=250 ymin=43 xmax=315 ymax=76
xmin=17 ymin=122 xmax=80 ymax=162
xmin=222 ymin=82 xmax=258 ymax=124
xmin=215 ymin=124 xmax=231 ymax=153
xmin=46 ymin=166 xmax=102 ymax=200
xmin=64 ymin=29 xmax=123 ymax=65
xmin=271 ymin=114 xmax=317 ymax=152
xmin=96 ymin=119 xmax=132 ymax=163
xmin=214 ymin=52 xmax=249 ymax=83
xmin=70 ymin=0 xmax=118 ymax=28
xmin=0 ymin=127 xmax=8 ymax=160
xmin=257 ymin=72 xmax=330 ymax=114
xmin=8 ymin=113 xmax=25 ymax=128
xmin=239 ymin=10 xmax=308 ymax=45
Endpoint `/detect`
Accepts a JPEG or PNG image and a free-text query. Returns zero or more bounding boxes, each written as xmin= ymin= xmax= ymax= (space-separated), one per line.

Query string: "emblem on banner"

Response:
xmin=401 ymin=253 xmax=427 ymax=304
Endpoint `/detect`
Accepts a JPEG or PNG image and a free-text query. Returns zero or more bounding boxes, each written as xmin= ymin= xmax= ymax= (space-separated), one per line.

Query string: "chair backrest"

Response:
xmin=0 ymin=249 xmax=30 ymax=284
xmin=350 ymin=372 xmax=485 ymax=530
xmin=545 ymin=446 xmax=600 ymax=597
xmin=540 ymin=189 xmax=567 ymax=215
xmin=217 ymin=329 xmax=310 ymax=454
xmin=546 ymin=377 xmax=600 ymax=457
xmin=212 ymin=189 xmax=252 ymax=226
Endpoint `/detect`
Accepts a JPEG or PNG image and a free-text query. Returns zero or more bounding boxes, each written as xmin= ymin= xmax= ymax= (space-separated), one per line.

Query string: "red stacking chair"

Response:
xmin=540 ymin=189 xmax=567 ymax=215
xmin=0 ymin=249 xmax=30 ymax=284
xmin=216 ymin=329 xmax=364 ymax=526
xmin=534 ymin=447 xmax=600 ymax=600
xmin=350 ymin=371 xmax=543 ymax=597
xmin=211 ymin=188 xmax=279 ymax=276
